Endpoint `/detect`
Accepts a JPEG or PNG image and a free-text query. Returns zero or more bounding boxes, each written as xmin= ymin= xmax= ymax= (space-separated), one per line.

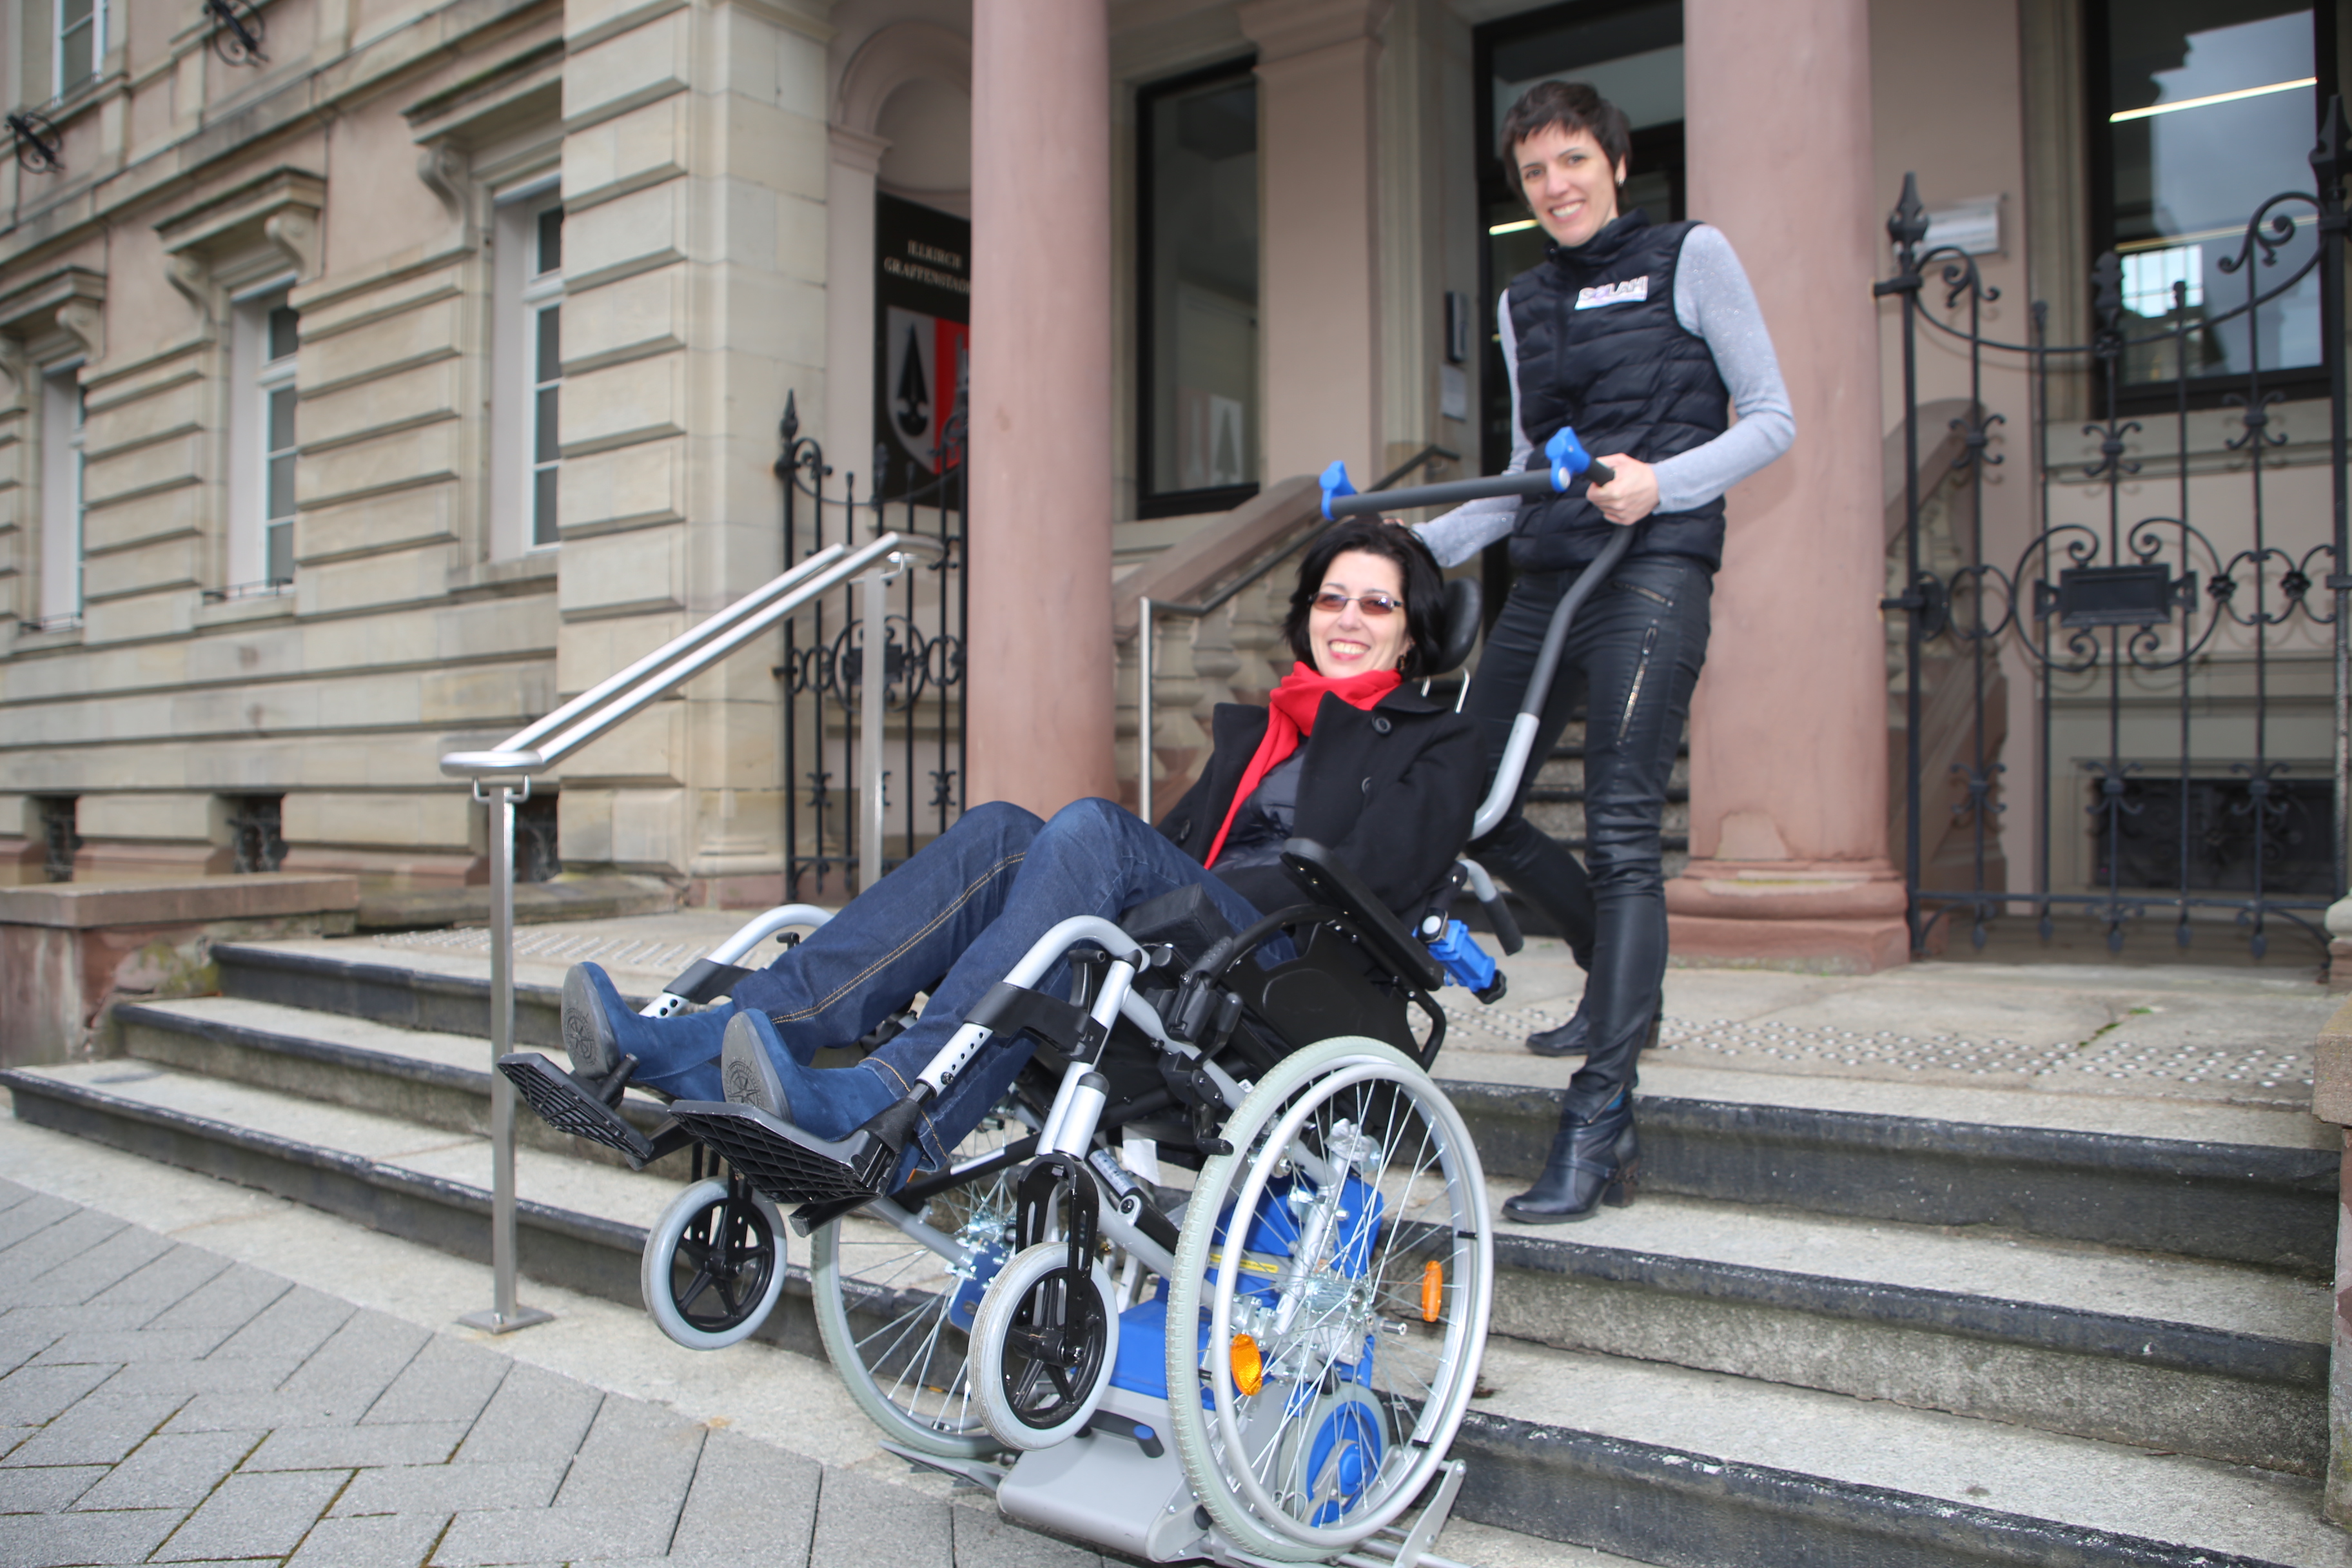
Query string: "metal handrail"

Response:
xmin=437 ymin=529 xmax=945 ymax=1333
xmin=1135 ymin=449 xmax=1455 ymax=823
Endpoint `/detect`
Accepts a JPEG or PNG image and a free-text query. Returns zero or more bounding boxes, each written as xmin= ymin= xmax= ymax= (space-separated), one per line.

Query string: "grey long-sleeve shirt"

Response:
xmin=1416 ymin=224 xmax=1796 ymax=569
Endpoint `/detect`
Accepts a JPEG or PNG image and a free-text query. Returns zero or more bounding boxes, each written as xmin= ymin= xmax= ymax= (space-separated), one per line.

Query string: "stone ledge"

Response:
xmin=356 ymin=875 xmax=678 ymax=932
xmin=0 ymin=875 xmax=358 ymax=930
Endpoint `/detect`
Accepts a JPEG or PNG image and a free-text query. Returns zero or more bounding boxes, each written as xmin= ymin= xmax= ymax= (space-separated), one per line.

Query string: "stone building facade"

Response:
xmin=0 ymin=0 xmax=2338 ymax=968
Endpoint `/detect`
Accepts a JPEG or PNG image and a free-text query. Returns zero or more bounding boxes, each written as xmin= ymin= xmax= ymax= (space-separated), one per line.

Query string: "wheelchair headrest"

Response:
xmin=1424 ymin=576 xmax=1483 ymax=678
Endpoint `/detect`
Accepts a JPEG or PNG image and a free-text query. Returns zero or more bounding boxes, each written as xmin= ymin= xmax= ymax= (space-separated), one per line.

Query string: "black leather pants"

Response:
xmin=1467 ymin=552 xmax=1712 ymax=1122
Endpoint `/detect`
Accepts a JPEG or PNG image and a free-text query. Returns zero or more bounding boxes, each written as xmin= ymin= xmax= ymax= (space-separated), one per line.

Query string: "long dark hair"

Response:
xmin=1280 ymin=519 xmax=1446 ymax=681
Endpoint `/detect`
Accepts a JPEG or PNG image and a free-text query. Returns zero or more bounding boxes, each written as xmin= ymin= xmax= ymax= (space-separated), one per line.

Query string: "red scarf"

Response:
xmin=1203 ymin=664 xmax=1402 ymax=868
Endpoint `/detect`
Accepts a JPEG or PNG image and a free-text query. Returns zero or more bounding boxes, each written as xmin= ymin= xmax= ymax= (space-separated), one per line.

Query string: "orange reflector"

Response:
xmin=1420 ymin=1260 xmax=1444 ymax=1322
xmin=1230 ymin=1333 xmax=1264 ymax=1396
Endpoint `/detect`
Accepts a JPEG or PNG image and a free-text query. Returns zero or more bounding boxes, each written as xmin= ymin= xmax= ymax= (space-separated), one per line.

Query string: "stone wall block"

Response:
xmin=185 ymin=623 xmax=304 ymax=685
xmin=300 ymin=292 xmax=464 ymax=393
xmin=562 ymin=354 xmax=685 ymax=454
xmin=299 ymin=358 xmax=463 ymax=451
xmin=83 ymin=536 xmax=201 ymax=604
xmin=557 ymin=703 xmax=689 ymax=787
xmin=566 ymin=7 xmax=693 ymax=130
xmin=712 ymin=92 xmax=830 ymax=206
xmin=565 ymin=93 xmax=691 ymax=213
xmin=555 ymin=610 xmax=687 ymax=702
xmin=87 ymin=374 xmax=204 ymax=452
xmin=299 ymin=422 xmax=461 ymax=511
xmin=282 ymin=790 xmax=475 ymax=850
xmin=74 ymin=792 xmax=216 ymax=841
xmin=434 ymin=596 xmax=562 ymax=665
xmin=83 ymin=432 xmax=206 ymax=510
xmin=559 ymin=438 xmax=685 ymax=535
xmin=81 ymin=486 xmax=201 ymax=556
xmin=562 ymin=266 xmax=686 ymax=374
xmin=296 ymin=541 xmax=462 ymax=618
xmin=559 ymin=527 xmax=685 ymax=618
xmin=301 ymin=485 xmax=456 ymax=564
xmin=564 ymin=182 xmax=687 ymax=288
xmin=418 ymin=662 xmax=553 ymax=728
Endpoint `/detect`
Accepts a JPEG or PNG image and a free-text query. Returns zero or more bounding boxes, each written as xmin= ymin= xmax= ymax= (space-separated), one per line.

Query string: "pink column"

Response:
xmin=964 ymin=0 xmax=1117 ymax=815
xmin=1663 ymin=0 xmax=1908 ymax=972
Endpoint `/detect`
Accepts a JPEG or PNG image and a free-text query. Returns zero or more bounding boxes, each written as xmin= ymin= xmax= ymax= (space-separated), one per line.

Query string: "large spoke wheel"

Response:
xmin=640 ymin=1177 xmax=788 ymax=1351
xmin=808 ymin=1095 xmax=1033 ymax=1457
xmin=971 ymin=1242 xmax=1118 ymax=1450
xmin=1164 ymin=1036 xmax=1493 ymax=1560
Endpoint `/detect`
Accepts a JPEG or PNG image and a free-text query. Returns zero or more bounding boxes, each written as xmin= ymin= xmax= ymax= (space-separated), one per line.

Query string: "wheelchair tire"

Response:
xmin=640 ymin=1177 xmax=789 ymax=1351
xmin=970 ymin=1242 xmax=1119 ymax=1451
xmin=1164 ymin=1035 xmax=1494 ymax=1560
xmin=808 ymin=1095 xmax=1033 ymax=1458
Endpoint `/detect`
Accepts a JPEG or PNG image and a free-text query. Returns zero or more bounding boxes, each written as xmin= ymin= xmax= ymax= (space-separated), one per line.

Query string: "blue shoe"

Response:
xmin=562 ymin=963 xmax=731 ymax=1080
xmin=721 ymin=1011 xmax=896 ymax=1140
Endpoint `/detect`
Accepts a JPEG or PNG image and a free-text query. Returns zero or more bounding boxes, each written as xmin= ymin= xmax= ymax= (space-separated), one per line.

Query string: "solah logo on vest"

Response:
xmin=1574 ymin=277 xmax=1650 ymax=310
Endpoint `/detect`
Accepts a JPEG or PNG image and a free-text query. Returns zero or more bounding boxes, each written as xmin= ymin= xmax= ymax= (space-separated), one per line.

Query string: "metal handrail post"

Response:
xmin=458 ymin=778 xmax=551 ymax=1335
xmin=1138 ymin=596 xmax=1154 ymax=827
xmin=862 ymin=565 xmax=887 ymax=891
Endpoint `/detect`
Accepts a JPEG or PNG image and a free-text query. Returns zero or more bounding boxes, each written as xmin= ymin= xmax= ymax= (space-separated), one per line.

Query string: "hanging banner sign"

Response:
xmin=874 ymin=195 xmax=971 ymax=499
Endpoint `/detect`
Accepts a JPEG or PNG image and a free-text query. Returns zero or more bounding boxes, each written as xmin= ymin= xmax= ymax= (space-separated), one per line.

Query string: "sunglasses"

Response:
xmin=1310 ymin=589 xmax=1403 ymax=618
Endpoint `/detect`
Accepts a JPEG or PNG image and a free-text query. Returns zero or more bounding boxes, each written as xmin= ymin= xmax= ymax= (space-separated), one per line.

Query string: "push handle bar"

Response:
xmin=1321 ymin=427 xmax=1615 ymax=520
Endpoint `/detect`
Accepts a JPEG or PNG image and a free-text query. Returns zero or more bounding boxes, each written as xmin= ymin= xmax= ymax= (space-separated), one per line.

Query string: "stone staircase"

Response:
xmin=1 ymin=928 xmax=2344 ymax=1567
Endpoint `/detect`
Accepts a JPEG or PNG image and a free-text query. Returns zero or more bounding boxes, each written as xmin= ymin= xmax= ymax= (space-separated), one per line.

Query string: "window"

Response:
xmin=226 ymin=289 xmax=297 ymax=592
xmin=1138 ymin=61 xmax=1260 ymax=518
xmin=1475 ymin=0 xmax=1685 ymax=477
xmin=35 ymin=366 xmax=83 ymax=631
xmin=54 ymin=0 xmax=104 ymax=98
xmin=493 ymin=190 xmax=564 ymax=555
xmin=2091 ymin=0 xmax=2333 ymax=397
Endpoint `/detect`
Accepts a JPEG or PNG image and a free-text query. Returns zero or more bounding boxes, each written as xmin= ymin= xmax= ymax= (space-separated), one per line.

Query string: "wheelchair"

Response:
xmin=496 ymin=568 xmax=1540 ymax=1565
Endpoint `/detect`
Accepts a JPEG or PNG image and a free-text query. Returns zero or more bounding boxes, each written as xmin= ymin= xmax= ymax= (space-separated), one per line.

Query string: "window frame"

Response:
xmin=1135 ymin=55 xmax=1263 ymax=522
xmin=224 ymin=282 xmax=298 ymax=596
xmin=2083 ymin=0 xmax=2339 ymax=411
xmin=35 ymin=361 xmax=84 ymax=631
xmin=53 ymin=0 xmax=104 ymax=101
xmin=491 ymin=181 xmax=564 ymax=558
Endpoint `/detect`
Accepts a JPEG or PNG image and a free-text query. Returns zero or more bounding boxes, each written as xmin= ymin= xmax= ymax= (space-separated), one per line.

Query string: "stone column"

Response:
xmin=824 ymin=127 xmax=888 ymax=505
xmin=965 ymin=0 xmax=1117 ymax=814
xmin=1238 ymin=0 xmax=1389 ymax=486
xmin=1663 ymin=0 xmax=1908 ymax=972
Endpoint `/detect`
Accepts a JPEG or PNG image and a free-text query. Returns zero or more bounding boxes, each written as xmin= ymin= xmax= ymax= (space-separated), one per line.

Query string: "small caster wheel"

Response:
xmin=642 ymin=1175 xmax=787 ymax=1350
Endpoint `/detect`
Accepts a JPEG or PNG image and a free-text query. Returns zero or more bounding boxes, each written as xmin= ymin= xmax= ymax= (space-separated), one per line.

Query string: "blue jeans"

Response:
xmin=628 ymin=798 xmax=1266 ymax=1165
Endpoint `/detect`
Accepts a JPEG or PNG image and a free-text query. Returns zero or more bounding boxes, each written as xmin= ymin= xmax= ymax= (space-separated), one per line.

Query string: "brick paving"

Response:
xmin=0 ymin=1180 xmax=1102 ymax=1568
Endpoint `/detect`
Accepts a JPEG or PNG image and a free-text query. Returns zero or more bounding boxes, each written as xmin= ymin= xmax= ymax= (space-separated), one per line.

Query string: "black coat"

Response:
xmin=1155 ymin=685 xmax=1483 ymax=919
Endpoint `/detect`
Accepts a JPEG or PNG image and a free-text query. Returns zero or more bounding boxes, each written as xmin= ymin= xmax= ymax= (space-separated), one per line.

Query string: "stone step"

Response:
xmin=197 ymin=951 xmax=2345 ymax=1272
xmin=0 ymin=1059 xmax=2337 ymax=1568
xmin=10 ymin=1035 xmax=2330 ymax=1473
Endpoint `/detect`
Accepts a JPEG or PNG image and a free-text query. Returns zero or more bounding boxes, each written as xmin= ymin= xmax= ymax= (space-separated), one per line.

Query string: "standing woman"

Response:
xmin=1418 ymin=81 xmax=1794 ymax=1223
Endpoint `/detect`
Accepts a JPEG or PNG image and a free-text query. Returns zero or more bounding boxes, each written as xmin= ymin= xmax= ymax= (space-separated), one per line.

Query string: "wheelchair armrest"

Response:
xmin=1279 ymin=838 xmax=1447 ymax=993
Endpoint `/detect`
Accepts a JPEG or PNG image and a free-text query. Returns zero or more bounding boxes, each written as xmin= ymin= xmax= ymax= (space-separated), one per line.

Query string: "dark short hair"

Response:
xmin=1497 ymin=80 xmax=1631 ymax=181
xmin=1282 ymin=519 xmax=1447 ymax=681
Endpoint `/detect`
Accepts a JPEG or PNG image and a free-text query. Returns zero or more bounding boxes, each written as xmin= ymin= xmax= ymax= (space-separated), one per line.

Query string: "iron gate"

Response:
xmin=1881 ymin=102 xmax=2351 ymax=957
xmin=774 ymin=391 xmax=968 ymax=900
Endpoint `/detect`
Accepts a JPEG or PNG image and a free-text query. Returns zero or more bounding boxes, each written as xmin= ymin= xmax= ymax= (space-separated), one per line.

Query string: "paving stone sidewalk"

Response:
xmin=0 ymin=1179 xmax=1095 ymax=1568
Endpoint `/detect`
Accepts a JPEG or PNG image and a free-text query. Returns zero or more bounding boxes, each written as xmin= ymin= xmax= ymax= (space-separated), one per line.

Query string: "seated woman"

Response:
xmin=557 ymin=518 xmax=1480 ymax=1175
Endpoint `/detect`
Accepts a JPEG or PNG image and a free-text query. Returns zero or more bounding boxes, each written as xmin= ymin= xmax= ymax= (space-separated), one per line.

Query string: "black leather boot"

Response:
xmin=1502 ymin=1096 xmax=1638 ymax=1224
xmin=1526 ymin=1006 xmax=1589 ymax=1058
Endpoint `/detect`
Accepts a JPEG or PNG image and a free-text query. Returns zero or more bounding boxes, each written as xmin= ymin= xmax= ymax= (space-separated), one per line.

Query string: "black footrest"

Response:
xmin=498 ymin=1052 xmax=659 ymax=1168
xmin=667 ymin=1100 xmax=899 ymax=1208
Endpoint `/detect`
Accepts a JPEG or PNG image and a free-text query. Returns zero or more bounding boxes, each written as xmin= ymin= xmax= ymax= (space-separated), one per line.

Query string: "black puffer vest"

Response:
xmin=1508 ymin=210 xmax=1730 ymax=571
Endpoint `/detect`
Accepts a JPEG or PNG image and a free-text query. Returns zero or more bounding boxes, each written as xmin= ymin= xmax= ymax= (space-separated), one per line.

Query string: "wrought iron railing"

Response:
xmin=775 ymin=394 xmax=967 ymax=899
xmin=1879 ymin=98 xmax=2351 ymax=957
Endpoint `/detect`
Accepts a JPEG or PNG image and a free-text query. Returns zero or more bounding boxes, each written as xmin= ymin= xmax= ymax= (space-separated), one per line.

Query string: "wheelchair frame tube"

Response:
xmin=1470 ymin=524 xmax=1636 ymax=840
xmin=642 ymin=905 xmax=835 ymax=1020
xmin=912 ymin=917 xmax=1146 ymax=1097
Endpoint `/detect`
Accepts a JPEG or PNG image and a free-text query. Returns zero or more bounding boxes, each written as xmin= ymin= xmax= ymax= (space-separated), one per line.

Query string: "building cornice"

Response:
xmin=1233 ymin=0 xmax=1390 ymax=62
